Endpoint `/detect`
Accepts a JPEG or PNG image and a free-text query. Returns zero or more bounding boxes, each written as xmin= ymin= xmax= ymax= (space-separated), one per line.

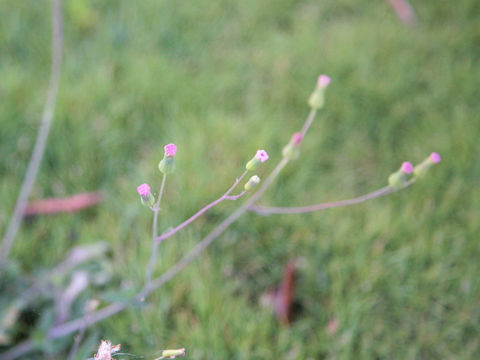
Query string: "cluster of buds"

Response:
xmin=308 ymin=75 xmax=331 ymax=109
xmin=388 ymin=152 xmax=442 ymax=188
xmin=243 ymin=149 xmax=270 ymax=191
xmin=137 ymin=143 xmax=178 ymax=207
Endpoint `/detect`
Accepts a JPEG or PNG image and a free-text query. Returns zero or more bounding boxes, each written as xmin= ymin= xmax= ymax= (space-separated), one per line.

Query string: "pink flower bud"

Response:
xmin=164 ymin=143 xmax=177 ymax=157
xmin=430 ymin=152 xmax=441 ymax=164
xmin=317 ymin=75 xmax=331 ymax=89
xmin=291 ymin=132 xmax=303 ymax=146
xmin=255 ymin=149 xmax=269 ymax=163
xmin=401 ymin=161 xmax=413 ymax=174
xmin=137 ymin=183 xmax=151 ymax=197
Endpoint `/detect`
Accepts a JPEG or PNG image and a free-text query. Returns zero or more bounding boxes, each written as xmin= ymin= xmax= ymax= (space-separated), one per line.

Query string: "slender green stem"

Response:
xmin=144 ymin=173 xmax=167 ymax=290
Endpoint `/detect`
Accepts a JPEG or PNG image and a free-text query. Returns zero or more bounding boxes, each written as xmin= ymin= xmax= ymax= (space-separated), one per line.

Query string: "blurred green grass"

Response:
xmin=1 ymin=0 xmax=479 ymax=358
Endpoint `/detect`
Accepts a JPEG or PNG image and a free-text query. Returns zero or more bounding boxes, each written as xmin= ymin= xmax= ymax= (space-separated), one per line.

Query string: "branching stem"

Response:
xmin=155 ymin=170 xmax=248 ymax=243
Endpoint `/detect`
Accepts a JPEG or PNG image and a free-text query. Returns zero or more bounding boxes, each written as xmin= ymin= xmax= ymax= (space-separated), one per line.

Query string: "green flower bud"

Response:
xmin=244 ymin=175 xmax=261 ymax=191
xmin=388 ymin=162 xmax=413 ymax=189
xmin=141 ymin=193 xmax=155 ymax=207
xmin=282 ymin=132 xmax=303 ymax=160
xmin=159 ymin=157 xmax=175 ymax=174
xmin=137 ymin=183 xmax=155 ymax=207
xmin=414 ymin=152 xmax=442 ymax=178
xmin=245 ymin=150 xmax=269 ymax=171
xmin=308 ymin=75 xmax=331 ymax=109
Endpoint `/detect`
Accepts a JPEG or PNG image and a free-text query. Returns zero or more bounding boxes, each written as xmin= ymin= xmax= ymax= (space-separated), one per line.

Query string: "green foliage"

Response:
xmin=1 ymin=0 xmax=479 ymax=358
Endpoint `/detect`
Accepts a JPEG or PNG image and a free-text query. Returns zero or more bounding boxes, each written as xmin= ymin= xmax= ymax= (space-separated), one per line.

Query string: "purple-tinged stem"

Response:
xmin=224 ymin=191 xmax=247 ymax=200
xmin=249 ymin=179 xmax=415 ymax=215
xmin=300 ymin=109 xmax=317 ymax=137
xmin=155 ymin=170 xmax=248 ymax=243
xmin=144 ymin=173 xmax=167 ymax=290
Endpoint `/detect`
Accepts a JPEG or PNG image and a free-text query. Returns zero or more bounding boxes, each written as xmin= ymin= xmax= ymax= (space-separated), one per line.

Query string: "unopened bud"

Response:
xmin=388 ymin=161 xmax=413 ymax=188
xmin=413 ymin=152 xmax=441 ymax=178
xmin=244 ymin=175 xmax=261 ymax=191
xmin=137 ymin=183 xmax=155 ymax=207
xmin=246 ymin=150 xmax=269 ymax=171
xmin=282 ymin=132 xmax=303 ymax=160
xmin=157 ymin=348 xmax=186 ymax=359
xmin=308 ymin=74 xmax=331 ymax=109
xmin=159 ymin=143 xmax=177 ymax=174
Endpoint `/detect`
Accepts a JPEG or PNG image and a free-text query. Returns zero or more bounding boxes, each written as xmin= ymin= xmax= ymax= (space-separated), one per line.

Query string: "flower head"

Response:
xmin=164 ymin=143 xmax=177 ymax=158
xmin=94 ymin=340 xmax=121 ymax=360
xmin=401 ymin=161 xmax=413 ymax=174
xmin=137 ymin=183 xmax=151 ymax=197
xmin=430 ymin=152 xmax=441 ymax=164
xmin=317 ymin=75 xmax=331 ymax=89
xmin=255 ymin=150 xmax=269 ymax=163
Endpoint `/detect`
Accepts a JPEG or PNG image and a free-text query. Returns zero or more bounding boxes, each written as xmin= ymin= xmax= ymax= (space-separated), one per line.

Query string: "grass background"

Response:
xmin=1 ymin=0 xmax=479 ymax=358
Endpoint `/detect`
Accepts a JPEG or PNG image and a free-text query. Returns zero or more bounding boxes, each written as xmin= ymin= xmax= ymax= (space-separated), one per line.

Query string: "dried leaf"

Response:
xmin=24 ymin=192 xmax=104 ymax=215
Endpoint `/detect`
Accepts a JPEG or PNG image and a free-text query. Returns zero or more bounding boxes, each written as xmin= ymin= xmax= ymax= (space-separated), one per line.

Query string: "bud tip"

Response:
xmin=401 ymin=161 xmax=413 ymax=174
xmin=137 ymin=183 xmax=151 ymax=197
xmin=317 ymin=75 xmax=331 ymax=88
xmin=255 ymin=149 xmax=269 ymax=163
xmin=430 ymin=152 xmax=441 ymax=164
xmin=164 ymin=143 xmax=177 ymax=157
xmin=292 ymin=132 xmax=303 ymax=146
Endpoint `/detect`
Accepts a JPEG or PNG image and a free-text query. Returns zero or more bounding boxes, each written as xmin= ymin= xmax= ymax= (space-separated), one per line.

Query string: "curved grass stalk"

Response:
xmin=0 ymin=0 xmax=63 ymax=273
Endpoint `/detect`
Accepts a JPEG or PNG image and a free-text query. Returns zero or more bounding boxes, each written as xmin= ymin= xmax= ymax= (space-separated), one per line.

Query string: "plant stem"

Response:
xmin=144 ymin=173 xmax=167 ymax=290
xmin=0 ymin=0 xmax=63 ymax=274
xmin=224 ymin=191 xmax=247 ymax=200
xmin=0 ymin=108 xmax=318 ymax=360
xmin=249 ymin=180 xmax=415 ymax=215
xmin=155 ymin=170 xmax=248 ymax=243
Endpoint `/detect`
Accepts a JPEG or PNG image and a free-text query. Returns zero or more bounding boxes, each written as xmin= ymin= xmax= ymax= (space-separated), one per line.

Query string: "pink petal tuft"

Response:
xmin=137 ymin=183 xmax=150 ymax=197
xmin=255 ymin=149 xmax=269 ymax=163
xmin=430 ymin=152 xmax=441 ymax=164
xmin=317 ymin=75 xmax=331 ymax=88
xmin=164 ymin=143 xmax=177 ymax=157
xmin=401 ymin=161 xmax=413 ymax=174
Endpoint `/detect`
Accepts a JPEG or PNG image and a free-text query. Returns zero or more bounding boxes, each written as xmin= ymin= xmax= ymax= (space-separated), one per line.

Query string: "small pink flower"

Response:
xmin=255 ymin=149 xmax=269 ymax=163
xmin=291 ymin=132 xmax=303 ymax=146
xmin=430 ymin=152 xmax=441 ymax=164
xmin=401 ymin=161 xmax=413 ymax=174
xmin=164 ymin=143 xmax=177 ymax=157
xmin=317 ymin=75 xmax=331 ymax=89
xmin=137 ymin=183 xmax=151 ymax=197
